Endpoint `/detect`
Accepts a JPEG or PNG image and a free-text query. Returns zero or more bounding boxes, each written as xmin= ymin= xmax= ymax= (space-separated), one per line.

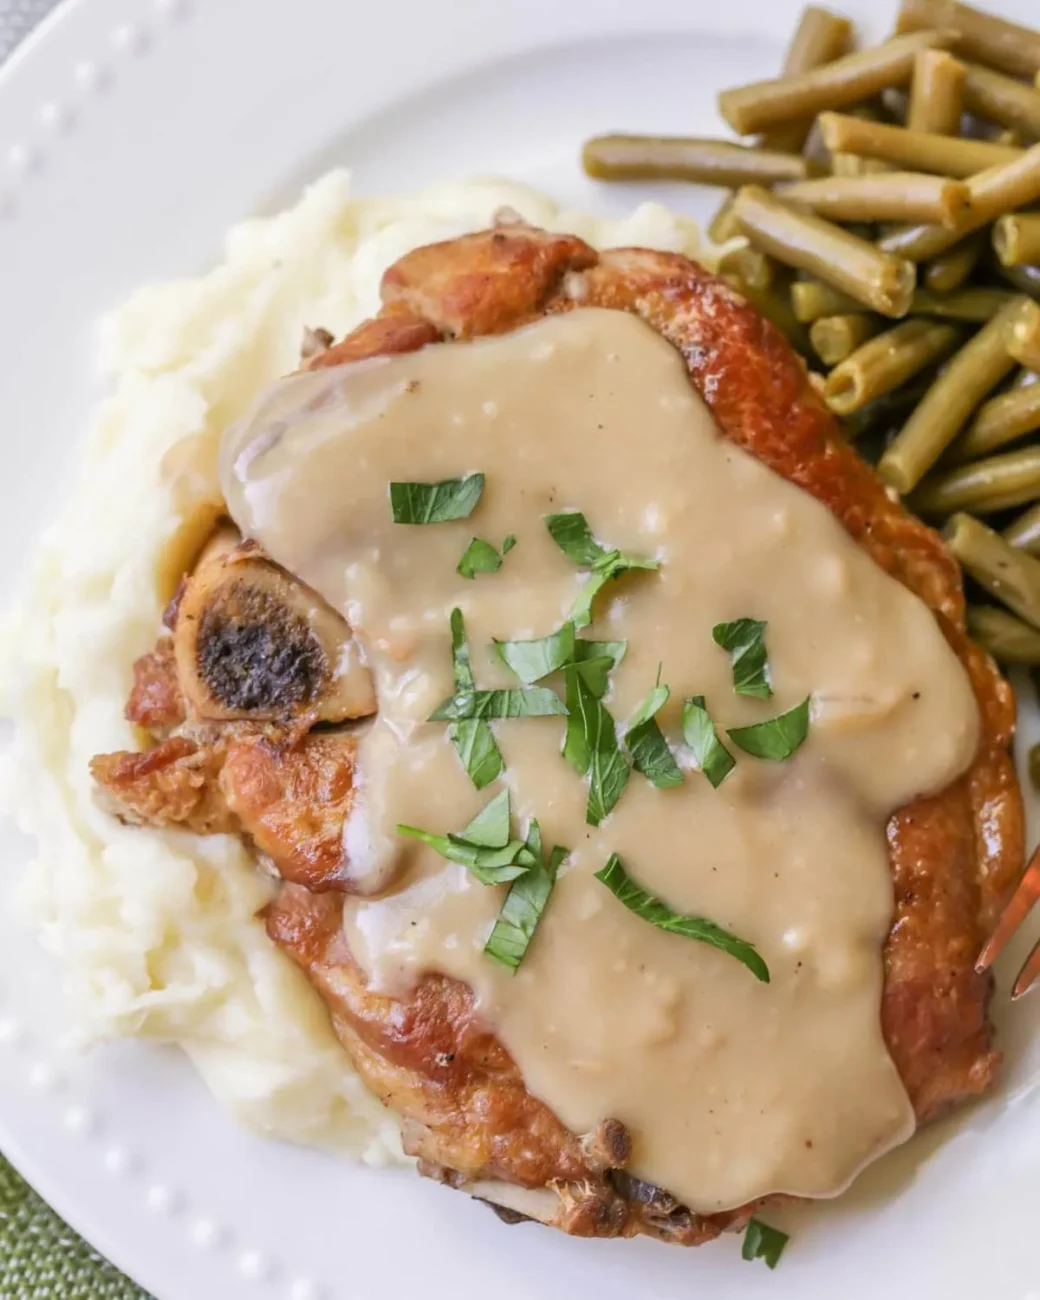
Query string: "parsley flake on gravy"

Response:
xmin=397 ymin=790 xmax=529 ymax=885
xmin=562 ymin=665 xmax=630 ymax=826
xmin=485 ymin=820 xmax=569 ymax=972
xmin=682 ymin=695 xmax=736 ymax=788
xmin=728 ymin=698 xmax=811 ymax=761
xmin=544 ymin=510 xmax=659 ymax=629
xmin=595 ymin=853 xmax=770 ymax=982
xmin=390 ymin=473 xmax=484 ymax=524
xmin=713 ymin=618 xmax=773 ymax=699
xmin=625 ymin=675 xmax=683 ymax=790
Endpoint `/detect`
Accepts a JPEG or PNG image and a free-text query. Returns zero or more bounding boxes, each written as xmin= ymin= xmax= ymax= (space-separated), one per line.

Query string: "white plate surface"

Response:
xmin=0 ymin=2 xmax=1038 ymax=1298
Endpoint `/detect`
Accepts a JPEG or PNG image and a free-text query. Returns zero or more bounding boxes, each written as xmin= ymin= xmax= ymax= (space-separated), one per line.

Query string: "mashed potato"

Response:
xmin=0 ymin=171 xmax=711 ymax=1159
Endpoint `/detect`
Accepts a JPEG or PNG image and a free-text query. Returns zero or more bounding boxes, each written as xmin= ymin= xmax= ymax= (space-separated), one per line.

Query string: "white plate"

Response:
xmin=0 ymin=1 xmax=1039 ymax=1298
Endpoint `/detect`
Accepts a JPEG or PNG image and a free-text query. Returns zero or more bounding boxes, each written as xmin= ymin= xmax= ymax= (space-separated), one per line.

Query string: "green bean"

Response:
xmin=962 ymin=64 xmax=1040 ymax=142
xmin=581 ymin=136 xmax=812 ymax=187
xmin=1030 ymin=742 xmax=1040 ymax=789
xmin=817 ymin=112 xmax=1022 ymax=177
xmin=717 ymin=244 xmax=776 ymax=290
xmin=761 ymin=6 xmax=854 ymax=154
xmin=994 ymin=214 xmax=1040 ymax=268
xmin=830 ymin=151 xmax=894 ymax=177
xmin=943 ymin=512 xmax=1040 ymax=630
xmin=809 ymin=314 xmax=881 ymax=365
xmin=878 ymin=297 xmax=1025 ymax=493
xmin=789 ymin=279 xmax=863 ymax=322
xmin=896 ymin=0 xmax=1040 ymax=81
xmin=823 ymin=319 xmax=962 ymax=415
xmin=718 ymin=30 xmax=956 ymax=137
xmin=722 ymin=265 xmax=811 ymax=356
xmin=966 ymin=605 xmax=1040 ymax=664
xmin=879 ymin=142 xmax=1040 ymax=264
xmin=949 ymin=378 xmax=1040 ymax=462
xmin=733 ymin=186 xmax=915 ymax=317
xmin=1003 ymin=501 xmax=1040 ymax=554
xmin=907 ymin=48 xmax=965 ymax=134
xmin=775 ymin=171 xmax=969 ymax=225
xmin=840 ymin=375 xmax=935 ymax=441
xmin=709 ymin=194 xmax=742 ymax=243
xmin=911 ymin=285 xmax=1016 ymax=320
xmin=1008 ymin=299 xmax=1040 ymax=372
xmin=997 ymin=260 xmax=1040 ymax=301
xmin=922 ymin=231 xmax=984 ymax=292
xmin=913 ymin=445 xmax=1040 ymax=516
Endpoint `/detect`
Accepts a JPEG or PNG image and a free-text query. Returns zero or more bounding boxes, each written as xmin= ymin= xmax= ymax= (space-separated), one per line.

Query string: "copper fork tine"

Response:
xmin=976 ymin=841 xmax=1040 ymax=1000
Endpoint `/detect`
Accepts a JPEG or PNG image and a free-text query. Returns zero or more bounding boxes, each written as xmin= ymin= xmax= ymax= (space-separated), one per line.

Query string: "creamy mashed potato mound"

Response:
xmin=1 ymin=170 xmax=712 ymax=1158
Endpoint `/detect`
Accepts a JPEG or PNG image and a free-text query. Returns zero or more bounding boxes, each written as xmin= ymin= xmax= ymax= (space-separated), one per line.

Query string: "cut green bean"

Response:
xmin=581 ymin=136 xmax=812 ymax=187
xmin=818 ymin=112 xmax=1022 ymax=177
xmin=878 ymin=142 xmax=1040 ymax=263
xmin=733 ymin=185 xmax=915 ymax=317
xmin=790 ymin=279 xmax=863 ymax=322
xmin=723 ymin=266 xmax=811 ymax=355
xmin=1004 ymin=501 xmax=1040 ymax=554
xmin=823 ymin=319 xmax=962 ymax=415
xmin=913 ymin=445 xmax=1040 ymax=516
xmin=775 ymin=171 xmax=969 ymax=225
xmin=908 ymin=48 xmax=965 ymax=135
xmin=994 ymin=214 xmax=1040 ymax=268
xmin=709 ymin=194 xmax=742 ymax=243
xmin=810 ymin=313 xmax=881 ymax=365
xmin=761 ymin=6 xmax=855 ymax=154
xmin=840 ymin=375 xmax=934 ymax=441
xmin=950 ymin=376 xmax=1040 ymax=461
xmin=997 ymin=260 xmax=1040 ymax=302
xmin=719 ymin=30 xmax=956 ymax=136
xmin=967 ymin=605 xmax=1040 ymax=664
xmin=830 ymin=151 xmax=894 ymax=177
xmin=1009 ymin=299 xmax=1040 ymax=372
xmin=944 ymin=512 xmax=1040 ymax=630
xmin=878 ymin=297 xmax=1025 ymax=493
xmin=962 ymin=63 xmax=1040 ymax=142
xmin=911 ymin=285 xmax=1016 ymax=320
xmin=717 ymin=244 xmax=776 ymax=290
xmin=1030 ymin=742 xmax=1040 ymax=789
xmin=896 ymin=0 xmax=1040 ymax=81
xmin=922 ymin=232 xmax=984 ymax=292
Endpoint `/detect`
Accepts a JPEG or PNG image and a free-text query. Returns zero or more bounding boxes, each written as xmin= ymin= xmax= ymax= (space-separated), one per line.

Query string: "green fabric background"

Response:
xmin=0 ymin=1156 xmax=149 ymax=1298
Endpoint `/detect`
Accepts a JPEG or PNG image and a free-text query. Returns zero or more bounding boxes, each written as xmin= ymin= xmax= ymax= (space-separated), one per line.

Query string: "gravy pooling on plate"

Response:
xmin=221 ymin=306 xmax=980 ymax=1213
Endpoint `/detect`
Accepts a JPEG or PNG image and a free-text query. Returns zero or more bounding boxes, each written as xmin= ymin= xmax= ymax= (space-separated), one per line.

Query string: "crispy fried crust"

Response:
xmin=264 ymin=224 xmax=1023 ymax=1241
xmin=220 ymin=730 xmax=359 ymax=891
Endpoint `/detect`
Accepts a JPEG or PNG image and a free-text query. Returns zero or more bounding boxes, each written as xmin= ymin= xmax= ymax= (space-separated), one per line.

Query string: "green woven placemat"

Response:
xmin=0 ymin=1155 xmax=150 ymax=1299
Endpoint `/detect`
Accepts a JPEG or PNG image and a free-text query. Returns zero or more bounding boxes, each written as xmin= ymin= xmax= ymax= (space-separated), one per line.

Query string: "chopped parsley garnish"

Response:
xmin=493 ymin=623 xmax=626 ymax=700
xmin=594 ymin=853 xmax=770 ymax=982
xmin=544 ymin=510 xmax=659 ymax=629
xmin=728 ymin=698 xmax=811 ymax=761
xmin=485 ymin=820 xmax=569 ymax=972
xmin=440 ymin=608 xmax=504 ymax=789
xmin=495 ymin=623 xmax=577 ymax=684
xmin=563 ymin=666 xmax=630 ymax=826
xmin=741 ymin=1219 xmax=789 ymax=1269
xmin=682 ymin=695 xmax=735 ymax=788
xmin=390 ymin=473 xmax=484 ymax=524
xmin=457 ymin=537 xmax=507 ymax=579
xmin=397 ymin=790 xmax=529 ymax=885
xmin=713 ymin=618 xmax=773 ymax=699
xmin=624 ymin=674 xmax=683 ymax=790
xmin=429 ymin=686 xmax=567 ymax=721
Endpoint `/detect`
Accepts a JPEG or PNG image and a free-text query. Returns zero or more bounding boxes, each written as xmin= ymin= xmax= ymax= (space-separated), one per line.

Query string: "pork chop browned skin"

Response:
xmin=93 ymin=223 xmax=1024 ymax=1246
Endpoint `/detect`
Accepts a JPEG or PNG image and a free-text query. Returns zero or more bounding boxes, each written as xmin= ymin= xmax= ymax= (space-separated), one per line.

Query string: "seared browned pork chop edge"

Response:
xmin=91 ymin=222 xmax=1024 ymax=1246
